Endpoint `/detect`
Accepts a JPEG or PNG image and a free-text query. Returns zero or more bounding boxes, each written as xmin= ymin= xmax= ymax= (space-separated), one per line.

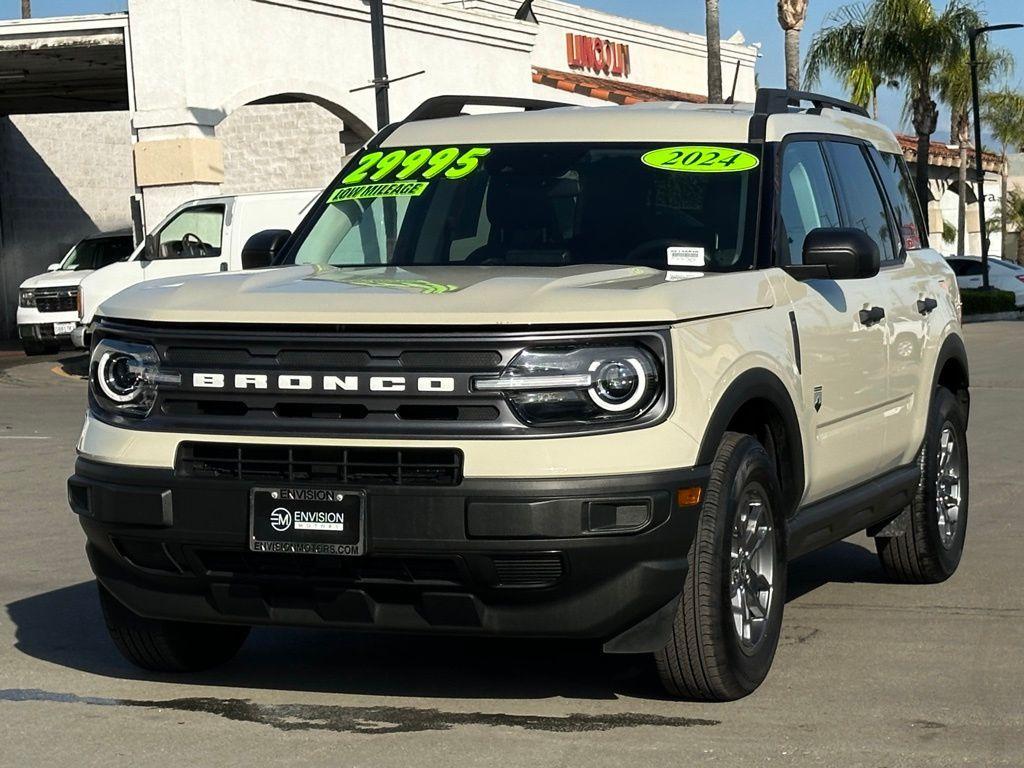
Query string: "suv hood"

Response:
xmin=20 ymin=269 xmax=90 ymax=289
xmin=97 ymin=265 xmax=775 ymax=326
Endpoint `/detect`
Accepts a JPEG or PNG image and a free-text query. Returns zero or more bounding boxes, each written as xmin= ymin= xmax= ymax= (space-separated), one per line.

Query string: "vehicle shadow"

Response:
xmin=786 ymin=539 xmax=889 ymax=602
xmin=5 ymin=581 xmax=663 ymax=701
xmin=57 ymin=353 xmax=88 ymax=378
xmin=7 ymin=540 xmax=888 ymax=700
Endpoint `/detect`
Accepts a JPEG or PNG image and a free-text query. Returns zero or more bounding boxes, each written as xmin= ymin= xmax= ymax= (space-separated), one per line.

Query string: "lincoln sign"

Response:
xmin=566 ymin=33 xmax=631 ymax=78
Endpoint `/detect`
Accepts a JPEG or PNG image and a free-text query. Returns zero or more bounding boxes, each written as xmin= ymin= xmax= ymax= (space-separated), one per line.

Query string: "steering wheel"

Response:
xmin=180 ymin=232 xmax=208 ymax=259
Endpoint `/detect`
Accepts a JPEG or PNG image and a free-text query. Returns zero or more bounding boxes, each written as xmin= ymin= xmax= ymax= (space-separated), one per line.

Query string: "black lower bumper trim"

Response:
xmin=71 ymin=457 xmax=707 ymax=644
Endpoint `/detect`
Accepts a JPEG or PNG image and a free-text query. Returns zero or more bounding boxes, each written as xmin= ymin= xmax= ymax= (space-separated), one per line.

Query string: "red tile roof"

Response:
xmin=532 ymin=66 xmax=707 ymax=106
xmin=896 ymin=134 xmax=1000 ymax=172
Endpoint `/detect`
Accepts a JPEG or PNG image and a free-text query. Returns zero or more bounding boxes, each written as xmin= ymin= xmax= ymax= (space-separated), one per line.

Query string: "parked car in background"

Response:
xmin=946 ymin=255 xmax=1024 ymax=307
xmin=17 ymin=230 xmax=134 ymax=355
xmin=71 ymin=189 xmax=318 ymax=348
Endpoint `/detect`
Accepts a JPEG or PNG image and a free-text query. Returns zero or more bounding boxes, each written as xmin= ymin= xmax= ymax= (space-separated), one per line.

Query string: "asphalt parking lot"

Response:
xmin=1 ymin=324 xmax=1022 ymax=768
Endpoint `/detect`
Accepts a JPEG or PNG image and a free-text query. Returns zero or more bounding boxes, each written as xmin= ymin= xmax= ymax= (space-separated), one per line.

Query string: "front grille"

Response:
xmin=491 ymin=555 xmax=565 ymax=587
xmin=35 ymin=286 xmax=78 ymax=313
xmin=177 ymin=442 xmax=463 ymax=486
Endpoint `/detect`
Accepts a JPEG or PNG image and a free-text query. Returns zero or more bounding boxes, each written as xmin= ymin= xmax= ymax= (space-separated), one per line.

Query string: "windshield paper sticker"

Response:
xmin=341 ymin=147 xmax=492 ymax=186
xmin=667 ymin=246 xmax=706 ymax=267
xmin=642 ymin=146 xmax=759 ymax=173
xmin=327 ymin=182 xmax=429 ymax=203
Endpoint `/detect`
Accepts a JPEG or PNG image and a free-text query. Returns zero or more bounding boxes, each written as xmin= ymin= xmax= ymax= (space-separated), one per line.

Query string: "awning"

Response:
xmin=532 ymin=66 xmax=707 ymax=106
xmin=0 ymin=14 xmax=129 ymax=115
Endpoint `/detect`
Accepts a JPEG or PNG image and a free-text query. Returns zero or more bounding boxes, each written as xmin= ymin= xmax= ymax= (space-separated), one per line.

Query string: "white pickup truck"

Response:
xmin=71 ymin=188 xmax=318 ymax=348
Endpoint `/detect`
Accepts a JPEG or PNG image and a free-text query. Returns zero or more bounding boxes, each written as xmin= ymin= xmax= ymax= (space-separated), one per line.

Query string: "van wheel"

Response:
xmin=654 ymin=433 xmax=787 ymax=701
xmin=22 ymin=339 xmax=58 ymax=356
xmin=98 ymin=583 xmax=249 ymax=672
xmin=875 ymin=388 xmax=969 ymax=583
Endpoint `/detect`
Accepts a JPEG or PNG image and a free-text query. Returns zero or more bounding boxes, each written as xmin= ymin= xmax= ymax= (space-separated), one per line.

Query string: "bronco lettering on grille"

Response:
xmin=191 ymin=373 xmax=458 ymax=394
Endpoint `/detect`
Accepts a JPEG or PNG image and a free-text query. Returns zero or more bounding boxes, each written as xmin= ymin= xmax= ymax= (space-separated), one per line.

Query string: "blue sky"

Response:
xmin=3 ymin=0 xmax=1023 ymax=139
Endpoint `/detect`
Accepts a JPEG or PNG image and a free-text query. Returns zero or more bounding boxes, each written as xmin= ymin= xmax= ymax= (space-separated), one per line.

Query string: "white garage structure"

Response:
xmin=0 ymin=0 xmax=760 ymax=336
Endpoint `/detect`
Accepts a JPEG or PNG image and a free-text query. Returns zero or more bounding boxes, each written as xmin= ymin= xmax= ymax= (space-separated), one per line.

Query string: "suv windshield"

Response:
xmin=61 ymin=236 xmax=134 ymax=271
xmin=290 ymin=143 xmax=761 ymax=272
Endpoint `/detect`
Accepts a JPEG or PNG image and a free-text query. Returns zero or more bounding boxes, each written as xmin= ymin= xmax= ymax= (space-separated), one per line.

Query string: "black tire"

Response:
xmin=875 ymin=387 xmax=969 ymax=583
xmin=655 ymin=433 xmax=787 ymax=701
xmin=22 ymin=339 xmax=57 ymax=356
xmin=98 ymin=583 xmax=249 ymax=672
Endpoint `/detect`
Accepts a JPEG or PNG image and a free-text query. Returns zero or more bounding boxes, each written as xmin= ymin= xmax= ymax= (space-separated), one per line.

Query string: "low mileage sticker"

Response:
xmin=642 ymin=145 xmax=760 ymax=173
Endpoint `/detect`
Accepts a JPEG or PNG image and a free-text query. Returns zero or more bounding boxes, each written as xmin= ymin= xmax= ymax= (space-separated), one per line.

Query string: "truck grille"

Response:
xmin=34 ymin=286 xmax=78 ymax=313
xmin=177 ymin=442 xmax=463 ymax=486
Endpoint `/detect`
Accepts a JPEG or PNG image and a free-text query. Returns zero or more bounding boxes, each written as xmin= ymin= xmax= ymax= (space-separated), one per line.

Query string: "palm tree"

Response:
xmin=778 ymin=0 xmax=810 ymax=90
xmin=705 ymin=0 xmax=723 ymax=103
xmin=990 ymin=191 xmax=1024 ymax=264
xmin=983 ymin=88 xmax=1024 ymax=258
xmin=937 ymin=44 xmax=1012 ymax=257
xmin=806 ymin=0 xmax=980 ymax=223
xmin=805 ymin=4 xmax=895 ymax=119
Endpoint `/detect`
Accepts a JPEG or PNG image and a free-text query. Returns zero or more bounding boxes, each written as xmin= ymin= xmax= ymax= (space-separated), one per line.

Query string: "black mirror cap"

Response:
xmin=142 ymin=233 xmax=157 ymax=262
xmin=242 ymin=229 xmax=292 ymax=270
xmin=790 ymin=227 xmax=881 ymax=281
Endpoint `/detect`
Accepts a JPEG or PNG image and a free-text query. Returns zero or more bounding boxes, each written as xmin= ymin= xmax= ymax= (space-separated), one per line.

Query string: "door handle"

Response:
xmin=917 ymin=298 xmax=938 ymax=315
xmin=219 ymin=262 xmax=228 ymax=272
xmin=859 ymin=306 xmax=886 ymax=326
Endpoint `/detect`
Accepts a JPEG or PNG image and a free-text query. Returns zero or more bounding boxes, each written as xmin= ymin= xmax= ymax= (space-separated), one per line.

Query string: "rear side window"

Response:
xmin=824 ymin=142 xmax=897 ymax=263
xmin=877 ymin=151 xmax=927 ymax=251
xmin=777 ymin=142 xmax=842 ymax=265
xmin=950 ymin=259 xmax=983 ymax=276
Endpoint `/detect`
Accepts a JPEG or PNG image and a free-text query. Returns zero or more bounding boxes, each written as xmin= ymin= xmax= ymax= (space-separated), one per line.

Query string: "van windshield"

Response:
xmin=290 ymin=143 xmax=761 ymax=272
xmin=60 ymin=236 xmax=134 ymax=271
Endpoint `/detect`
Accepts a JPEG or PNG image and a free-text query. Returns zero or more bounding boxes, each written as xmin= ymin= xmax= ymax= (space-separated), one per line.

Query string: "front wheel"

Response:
xmin=98 ymin=583 xmax=250 ymax=672
xmin=875 ymin=387 xmax=969 ymax=583
xmin=654 ymin=433 xmax=787 ymax=701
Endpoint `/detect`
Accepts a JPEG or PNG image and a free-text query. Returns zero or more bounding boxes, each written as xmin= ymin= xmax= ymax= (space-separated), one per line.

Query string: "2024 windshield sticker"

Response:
xmin=642 ymin=146 xmax=760 ymax=173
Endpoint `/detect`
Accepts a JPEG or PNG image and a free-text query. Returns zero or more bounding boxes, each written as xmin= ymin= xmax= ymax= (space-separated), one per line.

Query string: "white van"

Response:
xmin=72 ymin=188 xmax=318 ymax=347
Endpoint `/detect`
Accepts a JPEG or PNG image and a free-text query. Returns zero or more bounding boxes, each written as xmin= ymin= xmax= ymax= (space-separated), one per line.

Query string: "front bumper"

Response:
xmin=69 ymin=457 xmax=707 ymax=649
xmin=17 ymin=321 xmax=79 ymax=343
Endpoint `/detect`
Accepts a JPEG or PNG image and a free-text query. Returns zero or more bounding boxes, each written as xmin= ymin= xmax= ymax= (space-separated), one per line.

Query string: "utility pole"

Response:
xmin=21 ymin=0 xmax=31 ymax=19
xmin=970 ymin=23 xmax=1023 ymax=289
xmin=369 ymin=0 xmax=389 ymax=129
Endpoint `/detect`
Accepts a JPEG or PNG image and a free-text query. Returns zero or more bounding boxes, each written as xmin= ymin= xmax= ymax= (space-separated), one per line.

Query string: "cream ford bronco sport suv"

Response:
xmin=69 ymin=90 xmax=970 ymax=701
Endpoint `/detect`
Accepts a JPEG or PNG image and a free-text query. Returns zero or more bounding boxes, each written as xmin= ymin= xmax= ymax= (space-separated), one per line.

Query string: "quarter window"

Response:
xmin=824 ymin=142 xmax=897 ymax=263
xmin=777 ymin=142 xmax=841 ymax=265
xmin=877 ymin=151 xmax=927 ymax=251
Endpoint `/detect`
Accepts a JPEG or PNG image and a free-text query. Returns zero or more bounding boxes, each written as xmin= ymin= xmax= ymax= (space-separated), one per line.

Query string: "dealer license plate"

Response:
xmin=249 ymin=488 xmax=365 ymax=556
xmin=53 ymin=322 xmax=76 ymax=335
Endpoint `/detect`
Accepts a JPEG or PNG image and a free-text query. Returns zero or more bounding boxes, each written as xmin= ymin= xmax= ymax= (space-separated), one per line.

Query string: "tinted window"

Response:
xmin=60 ymin=236 xmax=134 ymax=270
xmin=825 ymin=142 xmax=897 ymax=263
xmin=292 ymin=143 xmax=762 ymax=272
xmin=156 ymin=205 xmax=224 ymax=260
xmin=877 ymin=151 xmax=927 ymax=251
xmin=777 ymin=142 xmax=841 ymax=265
xmin=951 ymin=260 xmax=984 ymax=276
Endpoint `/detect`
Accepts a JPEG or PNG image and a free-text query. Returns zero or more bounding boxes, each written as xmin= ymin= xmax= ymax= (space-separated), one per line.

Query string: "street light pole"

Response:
xmin=970 ymin=23 xmax=1023 ymax=290
xmin=369 ymin=0 xmax=390 ymax=129
xmin=21 ymin=0 xmax=30 ymax=19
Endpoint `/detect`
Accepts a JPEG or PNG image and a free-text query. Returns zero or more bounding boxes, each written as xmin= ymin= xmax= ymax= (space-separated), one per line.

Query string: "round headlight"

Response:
xmin=96 ymin=349 xmax=145 ymax=403
xmin=589 ymin=358 xmax=647 ymax=412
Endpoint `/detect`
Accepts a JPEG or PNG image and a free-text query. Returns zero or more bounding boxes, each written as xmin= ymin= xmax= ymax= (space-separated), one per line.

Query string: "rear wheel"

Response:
xmin=875 ymin=387 xmax=969 ymax=583
xmin=655 ymin=433 xmax=786 ymax=701
xmin=98 ymin=583 xmax=249 ymax=672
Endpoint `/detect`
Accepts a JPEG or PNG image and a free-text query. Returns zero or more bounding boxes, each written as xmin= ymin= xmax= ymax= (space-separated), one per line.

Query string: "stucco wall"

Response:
xmin=216 ymin=103 xmax=347 ymax=196
xmin=0 ymin=111 xmax=135 ymax=337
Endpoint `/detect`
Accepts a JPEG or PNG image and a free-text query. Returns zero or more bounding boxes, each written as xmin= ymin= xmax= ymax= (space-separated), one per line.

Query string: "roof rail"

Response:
xmin=754 ymin=88 xmax=870 ymax=119
xmin=405 ymin=95 xmax=571 ymax=123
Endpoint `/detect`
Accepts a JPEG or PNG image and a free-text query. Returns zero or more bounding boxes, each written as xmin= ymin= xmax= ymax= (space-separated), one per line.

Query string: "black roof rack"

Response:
xmin=405 ymin=95 xmax=571 ymax=123
xmin=754 ymin=88 xmax=870 ymax=119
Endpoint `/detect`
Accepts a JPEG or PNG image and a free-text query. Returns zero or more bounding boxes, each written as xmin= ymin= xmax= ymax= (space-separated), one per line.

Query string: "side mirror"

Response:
xmin=786 ymin=228 xmax=880 ymax=281
xmin=242 ymin=229 xmax=292 ymax=270
xmin=46 ymin=263 xmax=61 ymax=272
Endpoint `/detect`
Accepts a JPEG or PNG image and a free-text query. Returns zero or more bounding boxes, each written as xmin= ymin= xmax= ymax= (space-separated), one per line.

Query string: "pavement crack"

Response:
xmin=0 ymin=689 xmax=720 ymax=733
